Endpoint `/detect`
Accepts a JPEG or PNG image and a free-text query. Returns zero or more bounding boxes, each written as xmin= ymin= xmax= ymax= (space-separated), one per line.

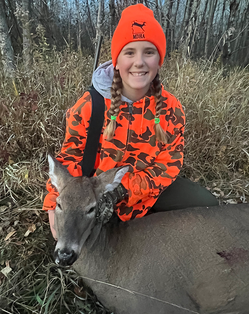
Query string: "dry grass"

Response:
xmin=162 ymin=52 xmax=249 ymax=202
xmin=0 ymin=208 xmax=111 ymax=313
xmin=0 ymin=44 xmax=248 ymax=313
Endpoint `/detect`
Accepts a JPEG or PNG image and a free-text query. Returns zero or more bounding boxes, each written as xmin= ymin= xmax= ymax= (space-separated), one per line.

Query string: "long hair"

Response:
xmin=103 ymin=70 xmax=167 ymax=144
xmin=153 ymin=73 xmax=168 ymax=144
xmin=103 ymin=68 xmax=123 ymax=140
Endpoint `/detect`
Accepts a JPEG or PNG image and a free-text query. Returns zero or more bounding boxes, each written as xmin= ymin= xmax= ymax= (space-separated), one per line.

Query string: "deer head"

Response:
xmin=48 ymin=155 xmax=129 ymax=266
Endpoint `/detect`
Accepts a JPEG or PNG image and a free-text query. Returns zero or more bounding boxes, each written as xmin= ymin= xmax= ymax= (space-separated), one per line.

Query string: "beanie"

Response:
xmin=111 ymin=4 xmax=166 ymax=67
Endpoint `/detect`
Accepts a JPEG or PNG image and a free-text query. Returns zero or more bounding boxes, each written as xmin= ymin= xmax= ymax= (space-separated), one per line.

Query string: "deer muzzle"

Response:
xmin=54 ymin=248 xmax=78 ymax=266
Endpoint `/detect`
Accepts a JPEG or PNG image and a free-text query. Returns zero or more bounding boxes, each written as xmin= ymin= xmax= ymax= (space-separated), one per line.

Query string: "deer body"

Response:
xmin=48 ymin=155 xmax=249 ymax=314
xmin=73 ymin=204 xmax=249 ymax=314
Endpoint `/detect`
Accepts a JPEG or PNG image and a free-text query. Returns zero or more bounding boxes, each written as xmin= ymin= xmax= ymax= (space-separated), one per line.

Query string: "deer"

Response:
xmin=48 ymin=154 xmax=249 ymax=314
xmin=132 ymin=21 xmax=146 ymax=31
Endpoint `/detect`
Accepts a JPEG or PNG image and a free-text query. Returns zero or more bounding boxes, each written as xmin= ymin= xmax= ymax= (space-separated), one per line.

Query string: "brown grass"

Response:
xmin=162 ymin=52 xmax=249 ymax=202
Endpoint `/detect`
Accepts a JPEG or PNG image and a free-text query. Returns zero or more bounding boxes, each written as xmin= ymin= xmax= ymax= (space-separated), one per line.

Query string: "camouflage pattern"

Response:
xmin=43 ymin=87 xmax=185 ymax=221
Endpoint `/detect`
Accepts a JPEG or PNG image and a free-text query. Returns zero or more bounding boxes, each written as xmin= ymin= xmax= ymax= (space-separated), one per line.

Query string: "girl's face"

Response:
xmin=116 ymin=41 xmax=160 ymax=101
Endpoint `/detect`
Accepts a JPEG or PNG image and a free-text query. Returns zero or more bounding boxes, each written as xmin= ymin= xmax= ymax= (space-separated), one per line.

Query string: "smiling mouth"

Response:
xmin=130 ymin=72 xmax=148 ymax=76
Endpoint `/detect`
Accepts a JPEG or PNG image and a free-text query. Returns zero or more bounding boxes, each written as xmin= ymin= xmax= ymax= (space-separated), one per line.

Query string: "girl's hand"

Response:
xmin=48 ymin=210 xmax=58 ymax=241
xmin=96 ymin=184 xmax=127 ymax=224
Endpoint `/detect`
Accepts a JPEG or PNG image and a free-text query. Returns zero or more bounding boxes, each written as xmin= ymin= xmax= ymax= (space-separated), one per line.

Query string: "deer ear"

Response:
xmin=104 ymin=166 xmax=129 ymax=192
xmin=48 ymin=154 xmax=73 ymax=193
xmin=91 ymin=166 xmax=129 ymax=198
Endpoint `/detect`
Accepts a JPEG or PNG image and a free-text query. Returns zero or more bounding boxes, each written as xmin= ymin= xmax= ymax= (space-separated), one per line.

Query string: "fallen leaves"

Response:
xmin=4 ymin=223 xmax=37 ymax=242
xmin=4 ymin=230 xmax=16 ymax=241
xmin=0 ymin=206 xmax=8 ymax=213
xmin=74 ymin=285 xmax=87 ymax=299
xmin=1 ymin=263 xmax=12 ymax=276
xmin=24 ymin=224 xmax=36 ymax=237
xmin=0 ymin=261 xmax=12 ymax=284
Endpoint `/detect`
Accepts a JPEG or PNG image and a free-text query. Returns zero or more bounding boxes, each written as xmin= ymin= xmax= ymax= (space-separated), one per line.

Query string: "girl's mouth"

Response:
xmin=130 ymin=72 xmax=147 ymax=76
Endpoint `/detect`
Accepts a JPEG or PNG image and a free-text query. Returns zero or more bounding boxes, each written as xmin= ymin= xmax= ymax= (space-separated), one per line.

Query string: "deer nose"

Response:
xmin=55 ymin=248 xmax=77 ymax=266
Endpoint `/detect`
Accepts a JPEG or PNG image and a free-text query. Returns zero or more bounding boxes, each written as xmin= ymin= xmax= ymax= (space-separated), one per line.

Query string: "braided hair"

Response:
xmin=104 ymin=70 xmax=167 ymax=144
xmin=153 ymin=73 xmax=168 ymax=144
xmin=103 ymin=68 xmax=123 ymax=140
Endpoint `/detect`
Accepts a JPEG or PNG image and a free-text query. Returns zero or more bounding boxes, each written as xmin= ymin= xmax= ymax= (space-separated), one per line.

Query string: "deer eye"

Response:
xmin=87 ymin=207 xmax=95 ymax=215
xmin=56 ymin=203 xmax=62 ymax=210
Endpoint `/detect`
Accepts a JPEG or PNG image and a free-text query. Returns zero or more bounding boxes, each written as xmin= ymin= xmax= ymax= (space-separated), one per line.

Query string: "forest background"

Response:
xmin=1 ymin=0 xmax=249 ymax=74
xmin=0 ymin=0 xmax=249 ymax=313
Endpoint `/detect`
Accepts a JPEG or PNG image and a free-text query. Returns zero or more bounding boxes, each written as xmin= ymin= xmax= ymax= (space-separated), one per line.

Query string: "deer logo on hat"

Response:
xmin=132 ymin=21 xmax=146 ymax=39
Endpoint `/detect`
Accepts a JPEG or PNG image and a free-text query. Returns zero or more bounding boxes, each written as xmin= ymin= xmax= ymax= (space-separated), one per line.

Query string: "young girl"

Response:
xmin=43 ymin=4 xmax=218 ymax=238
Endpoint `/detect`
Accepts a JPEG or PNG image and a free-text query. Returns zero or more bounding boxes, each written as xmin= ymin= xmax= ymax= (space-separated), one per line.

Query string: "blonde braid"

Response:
xmin=103 ymin=68 xmax=123 ymax=141
xmin=153 ymin=73 xmax=168 ymax=144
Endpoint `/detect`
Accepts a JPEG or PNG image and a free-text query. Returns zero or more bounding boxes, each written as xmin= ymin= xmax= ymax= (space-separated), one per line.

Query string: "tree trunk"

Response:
xmin=75 ymin=0 xmax=82 ymax=53
xmin=179 ymin=0 xmax=194 ymax=48
xmin=204 ymin=0 xmax=218 ymax=58
xmin=86 ymin=0 xmax=95 ymax=39
xmin=241 ymin=3 xmax=249 ymax=66
xmin=0 ymin=0 xmax=15 ymax=77
xmin=220 ymin=0 xmax=227 ymax=34
xmin=23 ymin=0 xmax=32 ymax=69
xmin=7 ymin=0 xmax=22 ymax=50
xmin=181 ymin=0 xmax=201 ymax=59
xmin=16 ymin=0 xmax=32 ymax=71
xmin=223 ymin=0 xmax=239 ymax=64
xmin=165 ymin=0 xmax=174 ymax=53
xmin=198 ymin=0 xmax=209 ymax=57
xmin=154 ymin=0 xmax=161 ymax=24
xmin=95 ymin=0 xmax=103 ymax=47
xmin=188 ymin=0 xmax=201 ymax=55
xmin=68 ymin=5 xmax=71 ymax=50
xmin=173 ymin=0 xmax=180 ymax=50
xmin=109 ymin=0 xmax=115 ymax=38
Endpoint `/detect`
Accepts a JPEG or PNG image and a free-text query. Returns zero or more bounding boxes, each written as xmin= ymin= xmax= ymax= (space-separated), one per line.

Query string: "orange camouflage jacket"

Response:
xmin=43 ymin=86 xmax=185 ymax=221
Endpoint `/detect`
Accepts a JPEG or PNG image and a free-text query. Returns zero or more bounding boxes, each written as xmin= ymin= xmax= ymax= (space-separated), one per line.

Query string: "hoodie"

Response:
xmin=43 ymin=61 xmax=185 ymax=221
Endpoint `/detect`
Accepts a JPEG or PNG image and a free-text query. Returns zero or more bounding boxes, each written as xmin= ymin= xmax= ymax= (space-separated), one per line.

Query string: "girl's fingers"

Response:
xmin=48 ymin=210 xmax=58 ymax=241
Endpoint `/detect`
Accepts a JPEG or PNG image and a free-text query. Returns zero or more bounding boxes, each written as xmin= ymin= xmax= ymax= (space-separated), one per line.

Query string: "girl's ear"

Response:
xmin=115 ymin=64 xmax=119 ymax=70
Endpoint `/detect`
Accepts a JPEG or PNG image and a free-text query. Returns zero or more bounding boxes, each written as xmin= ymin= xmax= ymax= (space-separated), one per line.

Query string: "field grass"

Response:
xmin=0 ymin=42 xmax=248 ymax=313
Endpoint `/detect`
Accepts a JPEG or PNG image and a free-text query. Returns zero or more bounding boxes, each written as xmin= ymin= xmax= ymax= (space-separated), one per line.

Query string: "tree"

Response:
xmin=22 ymin=0 xmax=32 ymax=69
xmin=241 ymin=3 xmax=249 ymax=66
xmin=109 ymin=0 xmax=116 ymax=37
xmin=95 ymin=0 xmax=103 ymax=45
xmin=222 ymin=0 xmax=239 ymax=64
xmin=75 ymin=0 xmax=82 ymax=53
xmin=15 ymin=0 xmax=32 ymax=71
xmin=165 ymin=0 xmax=174 ymax=53
xmin=204 ymin=0 xmax=218 ymax=58
xmin=0 ymin=0 xmax=15 ymax=77
xmin=0 ymin=0 xmax=248 ymax=67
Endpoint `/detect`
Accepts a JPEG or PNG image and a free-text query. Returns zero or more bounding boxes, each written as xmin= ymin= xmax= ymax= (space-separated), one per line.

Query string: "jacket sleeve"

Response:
xmin=42 ymin=91 xmax=92 ymax=211
xmin=121 ymin=99 xmax=185 ymax=208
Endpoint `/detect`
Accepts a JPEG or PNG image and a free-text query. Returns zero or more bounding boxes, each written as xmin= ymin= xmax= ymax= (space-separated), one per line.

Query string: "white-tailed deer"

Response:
xmin=48 ymin=155 xmax=249 ymax=314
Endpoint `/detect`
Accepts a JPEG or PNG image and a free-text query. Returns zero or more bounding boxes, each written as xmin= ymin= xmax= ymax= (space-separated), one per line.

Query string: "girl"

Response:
xmin=43 ymin=4 xmax=218 ymax=239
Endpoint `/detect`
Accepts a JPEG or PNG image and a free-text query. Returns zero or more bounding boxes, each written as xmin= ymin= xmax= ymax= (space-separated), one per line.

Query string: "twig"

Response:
xmin=80 ymin=275 xmax=200 ymax=314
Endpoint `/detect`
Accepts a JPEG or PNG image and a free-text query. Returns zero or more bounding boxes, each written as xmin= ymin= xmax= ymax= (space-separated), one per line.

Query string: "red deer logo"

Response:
xmin=132 ymin=21 xmax=146 ymax=39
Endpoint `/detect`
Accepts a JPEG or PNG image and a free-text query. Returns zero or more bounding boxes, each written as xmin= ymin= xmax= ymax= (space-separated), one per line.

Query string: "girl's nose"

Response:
xmin=134 ymin=54 xmax=144 ymax=67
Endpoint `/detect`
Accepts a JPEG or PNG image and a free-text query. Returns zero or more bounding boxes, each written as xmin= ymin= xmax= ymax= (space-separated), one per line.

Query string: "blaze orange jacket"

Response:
xmin=43 ymin=86 xmax=185 ymax=221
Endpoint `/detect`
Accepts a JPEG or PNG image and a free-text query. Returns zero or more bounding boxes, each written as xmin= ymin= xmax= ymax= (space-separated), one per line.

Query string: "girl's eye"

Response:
xmin=146 ymin=50 xmax=155 ymax=55
xmin=124 ymin=51 xmax=134 ymax=56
